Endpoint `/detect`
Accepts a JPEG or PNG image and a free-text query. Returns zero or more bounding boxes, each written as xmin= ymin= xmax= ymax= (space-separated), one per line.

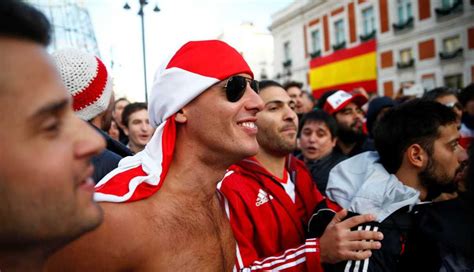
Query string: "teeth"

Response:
xmin=240 ymin=122 xmax=256 ymax=129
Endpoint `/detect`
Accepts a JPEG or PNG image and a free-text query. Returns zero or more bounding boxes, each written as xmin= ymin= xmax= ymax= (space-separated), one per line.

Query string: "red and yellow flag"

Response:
xmin=309 ymin=40 xmax=377 ymax=98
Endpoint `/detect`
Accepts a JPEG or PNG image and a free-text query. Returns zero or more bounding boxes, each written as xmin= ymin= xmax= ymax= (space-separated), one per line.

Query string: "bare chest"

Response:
xmin=132 ymin=196 xmax=236 ymax=271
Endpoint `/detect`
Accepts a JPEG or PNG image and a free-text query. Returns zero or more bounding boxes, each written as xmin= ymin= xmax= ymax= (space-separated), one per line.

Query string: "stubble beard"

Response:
xmin=419 ymin=157 xmax=458 ymax=198
xmin=337 ymin=123 xmax=364 ymax=144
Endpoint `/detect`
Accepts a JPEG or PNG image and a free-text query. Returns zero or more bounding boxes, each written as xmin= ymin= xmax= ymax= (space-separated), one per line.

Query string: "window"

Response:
xmin=435 ymin=0 xmax=463 ymax=17
xmin=400 ymin=48 xmax=413 ymax=63
xmin=283 ymin=41 xmax=291 ymax=61
xmin=444 ymin=74 xmax=463 ymax=89
xmin=442 ymin=0 xmax=455 ymax=9
xmin=362 ymin=7 xmax=375 ymax=35
xmin=443 ymin=35 xmax=461 ymax=53
xmin=283 ymin=41 xmax=292 ymax=68
xmin=421 ymin=75 xmax=436 ymax=91
xmin=397 ymin=0 xmax=413 ymax=24
xmin=334 ymin=19 xmax=345 ymax=45
xmin=311 ymin=30 xmax=321 ymax=52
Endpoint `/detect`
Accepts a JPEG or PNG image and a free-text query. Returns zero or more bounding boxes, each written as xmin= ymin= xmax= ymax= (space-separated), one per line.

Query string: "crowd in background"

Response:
xmin=1 ymin=1 xmax=473 ymax=271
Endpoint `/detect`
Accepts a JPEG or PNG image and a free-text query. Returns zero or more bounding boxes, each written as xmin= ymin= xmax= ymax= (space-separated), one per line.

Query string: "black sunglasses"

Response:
xmin=443 ymin=101 xmax=463 ymax=110
xmin=223 ymin=76 xmax=259 ymax=102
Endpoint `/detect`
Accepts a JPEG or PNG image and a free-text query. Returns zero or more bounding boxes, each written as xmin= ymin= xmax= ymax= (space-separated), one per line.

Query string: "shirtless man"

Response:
xmin=46 ymin=40 xmax=264 ymax=271
xmin=0 ymin=1 xmax=104 ymax=271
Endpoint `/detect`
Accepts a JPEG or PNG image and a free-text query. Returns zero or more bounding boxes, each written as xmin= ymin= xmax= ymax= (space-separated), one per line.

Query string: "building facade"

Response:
xmin=270 ymin=0 xmax=474 ymax=97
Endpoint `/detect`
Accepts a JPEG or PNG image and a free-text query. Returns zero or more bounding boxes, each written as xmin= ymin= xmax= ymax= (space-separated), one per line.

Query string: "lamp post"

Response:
xmin=123 ymin=1 xmax=160 ymax=103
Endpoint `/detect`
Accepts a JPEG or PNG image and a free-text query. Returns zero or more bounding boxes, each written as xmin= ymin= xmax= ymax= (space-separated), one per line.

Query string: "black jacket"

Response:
xmin=300 ymin=151 xmax=347 ymax=195
xmin=90 ymin=125 xmax=133 ymax=183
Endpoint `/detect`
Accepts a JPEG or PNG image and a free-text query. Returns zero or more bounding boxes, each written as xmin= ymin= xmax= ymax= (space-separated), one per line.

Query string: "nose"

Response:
xmin=307 ymin=132 xmax=317 ymax=143
xmin=140 ymin=122 xmax=148 ymax=132
xmin=243 ymin=84 xmax=264 ymax=114
xmin=283 ymin=104 xmax=297 ymax=123
xmin=74 ymin=118 xmax=106 ymax=159
xmin=457 ymin=144 xmax=468 ymax=163
xmin=353 ymin=111 xmax=364 ymax=123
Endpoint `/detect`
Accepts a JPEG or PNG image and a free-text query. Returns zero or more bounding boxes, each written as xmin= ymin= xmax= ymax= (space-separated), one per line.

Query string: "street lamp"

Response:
xmin=123 ymin=1 xmax=160 ymax=103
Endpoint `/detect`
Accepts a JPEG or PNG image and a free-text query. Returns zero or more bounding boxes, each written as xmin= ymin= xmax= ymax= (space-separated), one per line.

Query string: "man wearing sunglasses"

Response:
xmin=422 ymin=87 xmax=463 ymax=129
xmin=46 ymin=40 xmax=264 ymax=271
xmin=218 ymin=80 xmax=383 ymax=271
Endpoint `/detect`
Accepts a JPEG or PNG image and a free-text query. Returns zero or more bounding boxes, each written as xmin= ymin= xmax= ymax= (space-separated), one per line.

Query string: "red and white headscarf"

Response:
xmin=95 ymin=40 xmax=253 ymax=202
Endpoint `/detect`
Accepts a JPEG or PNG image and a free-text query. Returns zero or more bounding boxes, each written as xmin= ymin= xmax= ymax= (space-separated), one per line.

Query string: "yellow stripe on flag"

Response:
xmin=309 ymin=52 xmax=376 ymax=90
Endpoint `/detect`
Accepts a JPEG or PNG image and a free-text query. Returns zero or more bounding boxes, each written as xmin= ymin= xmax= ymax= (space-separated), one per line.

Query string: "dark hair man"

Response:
xmin=301 ymin=91 xmax=316 ymax=113
xmin=325 ymin=99 xmax=467 ymax=271
xmin=112 ymin=97 xmax=130 ymax=143
xmin=121 ymin=102 xmax=154 ymax=154
xmin=46 ymin=40 xmax=264 ymax=271
xmin=322 ymin=90 xmax=373 ymax=157
xmin=218 ymin=80 xmax=383 ymax=271
xmin=298 ymin=110 xmax=347 ymax=194
xmin=0 ymin=1 xmax=105 ymax=270
xmin=365 ymin=96 xmax=395 ymax=138
xmin=423 ymin=87 xmax=462 ymax=128
xmin=459 ymin=84 xmax=474 ymax=149
xmin=283 ymin=80 xmax=305 ymax=115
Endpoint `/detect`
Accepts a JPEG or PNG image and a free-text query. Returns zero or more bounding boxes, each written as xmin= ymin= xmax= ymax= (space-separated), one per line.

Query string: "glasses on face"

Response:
xmin=444 ymin=101 xmax=463 ymax=111
xmin=223 ymin=76 xmax=259 ymax=102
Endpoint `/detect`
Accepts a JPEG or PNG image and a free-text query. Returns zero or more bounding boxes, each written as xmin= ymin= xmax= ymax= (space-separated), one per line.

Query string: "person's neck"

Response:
xmin=129 ymin=142 xmax=144 ymax=154
xmin=396 ymin=167 xmax=427 ymax=201
xmin=255 ymin=150 xmax=287 ymax=179
xmin=337 ymin=141 xmax=356 ymax=156
xmin=90 ymin=115 xmax=103 ymax=131
xmin=0 ymin=247 xmax=49 ymax=272
xmin=160 ymin=136 xmax=233 ymax=203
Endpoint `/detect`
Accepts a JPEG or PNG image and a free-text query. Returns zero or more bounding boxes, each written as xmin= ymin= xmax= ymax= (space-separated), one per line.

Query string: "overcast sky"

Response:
xmin=86 ymin=0 xmax=294 ymax=102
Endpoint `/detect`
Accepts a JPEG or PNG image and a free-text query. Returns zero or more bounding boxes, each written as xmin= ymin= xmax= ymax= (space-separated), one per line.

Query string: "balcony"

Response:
xmin=282 ymin=59 xmax=292 ymax=68
xmin=359 ymin=30 xmax=376 ymax=42
xmin=439 ymin=48 xmax=464 ymax=60
xmin=393 ymin=17 xmax=414 ymax=32
xmin=435 ymin=0 xmax=463 ymax=17
xmin=332 ymin=41 xmax=346 ymax=51
xmin=397 ymin=59 xmax=415 ymax=69
xmin=310 ymin=50 xmax=321 ymax=59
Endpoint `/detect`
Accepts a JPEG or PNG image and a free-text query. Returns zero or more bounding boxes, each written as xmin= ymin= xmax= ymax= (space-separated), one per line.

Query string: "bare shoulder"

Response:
xmin=45 ymin=201 xmax=147 ymax=271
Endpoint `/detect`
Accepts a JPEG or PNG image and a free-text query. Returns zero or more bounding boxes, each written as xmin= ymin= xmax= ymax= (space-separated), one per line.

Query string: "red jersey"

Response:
xmin=218 ymin=156 xmax=333 ymax=271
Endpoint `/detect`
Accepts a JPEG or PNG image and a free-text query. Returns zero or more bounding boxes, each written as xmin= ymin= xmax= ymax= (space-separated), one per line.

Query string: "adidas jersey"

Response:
xmin=218 ymin=156 xmax=331 ymax=271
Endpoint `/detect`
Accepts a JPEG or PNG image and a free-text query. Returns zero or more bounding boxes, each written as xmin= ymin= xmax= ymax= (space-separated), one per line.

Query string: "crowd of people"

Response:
xmin=1 ymin=1 xmax=473 ymax=271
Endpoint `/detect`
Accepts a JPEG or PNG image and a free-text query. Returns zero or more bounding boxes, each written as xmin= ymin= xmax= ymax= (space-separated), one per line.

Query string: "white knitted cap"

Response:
xmin=52 ymin=48 xmax=113 ymax=121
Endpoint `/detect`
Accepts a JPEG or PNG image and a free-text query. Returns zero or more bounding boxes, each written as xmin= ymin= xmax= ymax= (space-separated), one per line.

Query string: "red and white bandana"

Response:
xmin=94 ymin=40 xmax=253 ymax=203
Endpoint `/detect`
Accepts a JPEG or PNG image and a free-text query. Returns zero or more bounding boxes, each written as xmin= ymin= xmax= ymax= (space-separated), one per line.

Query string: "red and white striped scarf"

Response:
xmin=94 ymin=40 xmax=253 ymax=203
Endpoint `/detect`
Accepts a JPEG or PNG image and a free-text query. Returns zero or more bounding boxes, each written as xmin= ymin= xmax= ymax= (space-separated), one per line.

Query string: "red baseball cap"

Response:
xmin=323 ymin=90 xmax=368 ymax=115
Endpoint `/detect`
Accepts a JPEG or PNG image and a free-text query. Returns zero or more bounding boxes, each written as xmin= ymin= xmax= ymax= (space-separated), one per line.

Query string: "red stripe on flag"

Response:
xmin=73 ymin=57 xmax=108 ymax=112
xmin=95 ymin=165 xmax=147 ymax=196
xmin=95 ymin=117 xmax=177 ymax=202
xmin=312 ymin=80 xmax=377 ymax=99
xmin=128 ymin=116 xmax=177 ymax=202
xmin=310 ymin=40 xmax=376 ymax=68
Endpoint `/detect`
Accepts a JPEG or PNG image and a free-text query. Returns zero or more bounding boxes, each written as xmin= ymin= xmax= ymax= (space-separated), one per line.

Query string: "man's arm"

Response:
xmin=221 ymin=187 xmax=324 ymax=271
xmin=232 ymin=210 xmax=382 ymax=271
xmin=220 ymin=181 xmax=382 ymax=271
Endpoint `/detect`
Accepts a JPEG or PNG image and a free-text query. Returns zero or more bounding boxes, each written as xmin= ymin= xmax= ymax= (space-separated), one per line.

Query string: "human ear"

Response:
xmin=406 ymin=144 xmax=426 ymax=169
xmin=175 ymin=109 xmax=187 ymax=123
xmin=331 ymin=137 xmax=337 ymax=148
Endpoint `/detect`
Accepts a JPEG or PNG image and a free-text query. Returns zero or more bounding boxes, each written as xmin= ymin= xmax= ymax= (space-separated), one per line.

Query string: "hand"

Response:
xmin=319 ymin=209 xmax=383 ymax=264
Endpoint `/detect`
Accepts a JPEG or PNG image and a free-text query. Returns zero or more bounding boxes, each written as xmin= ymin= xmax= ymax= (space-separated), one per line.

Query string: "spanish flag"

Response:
xmin=309 ymin=40 xmax=377 ymax=98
